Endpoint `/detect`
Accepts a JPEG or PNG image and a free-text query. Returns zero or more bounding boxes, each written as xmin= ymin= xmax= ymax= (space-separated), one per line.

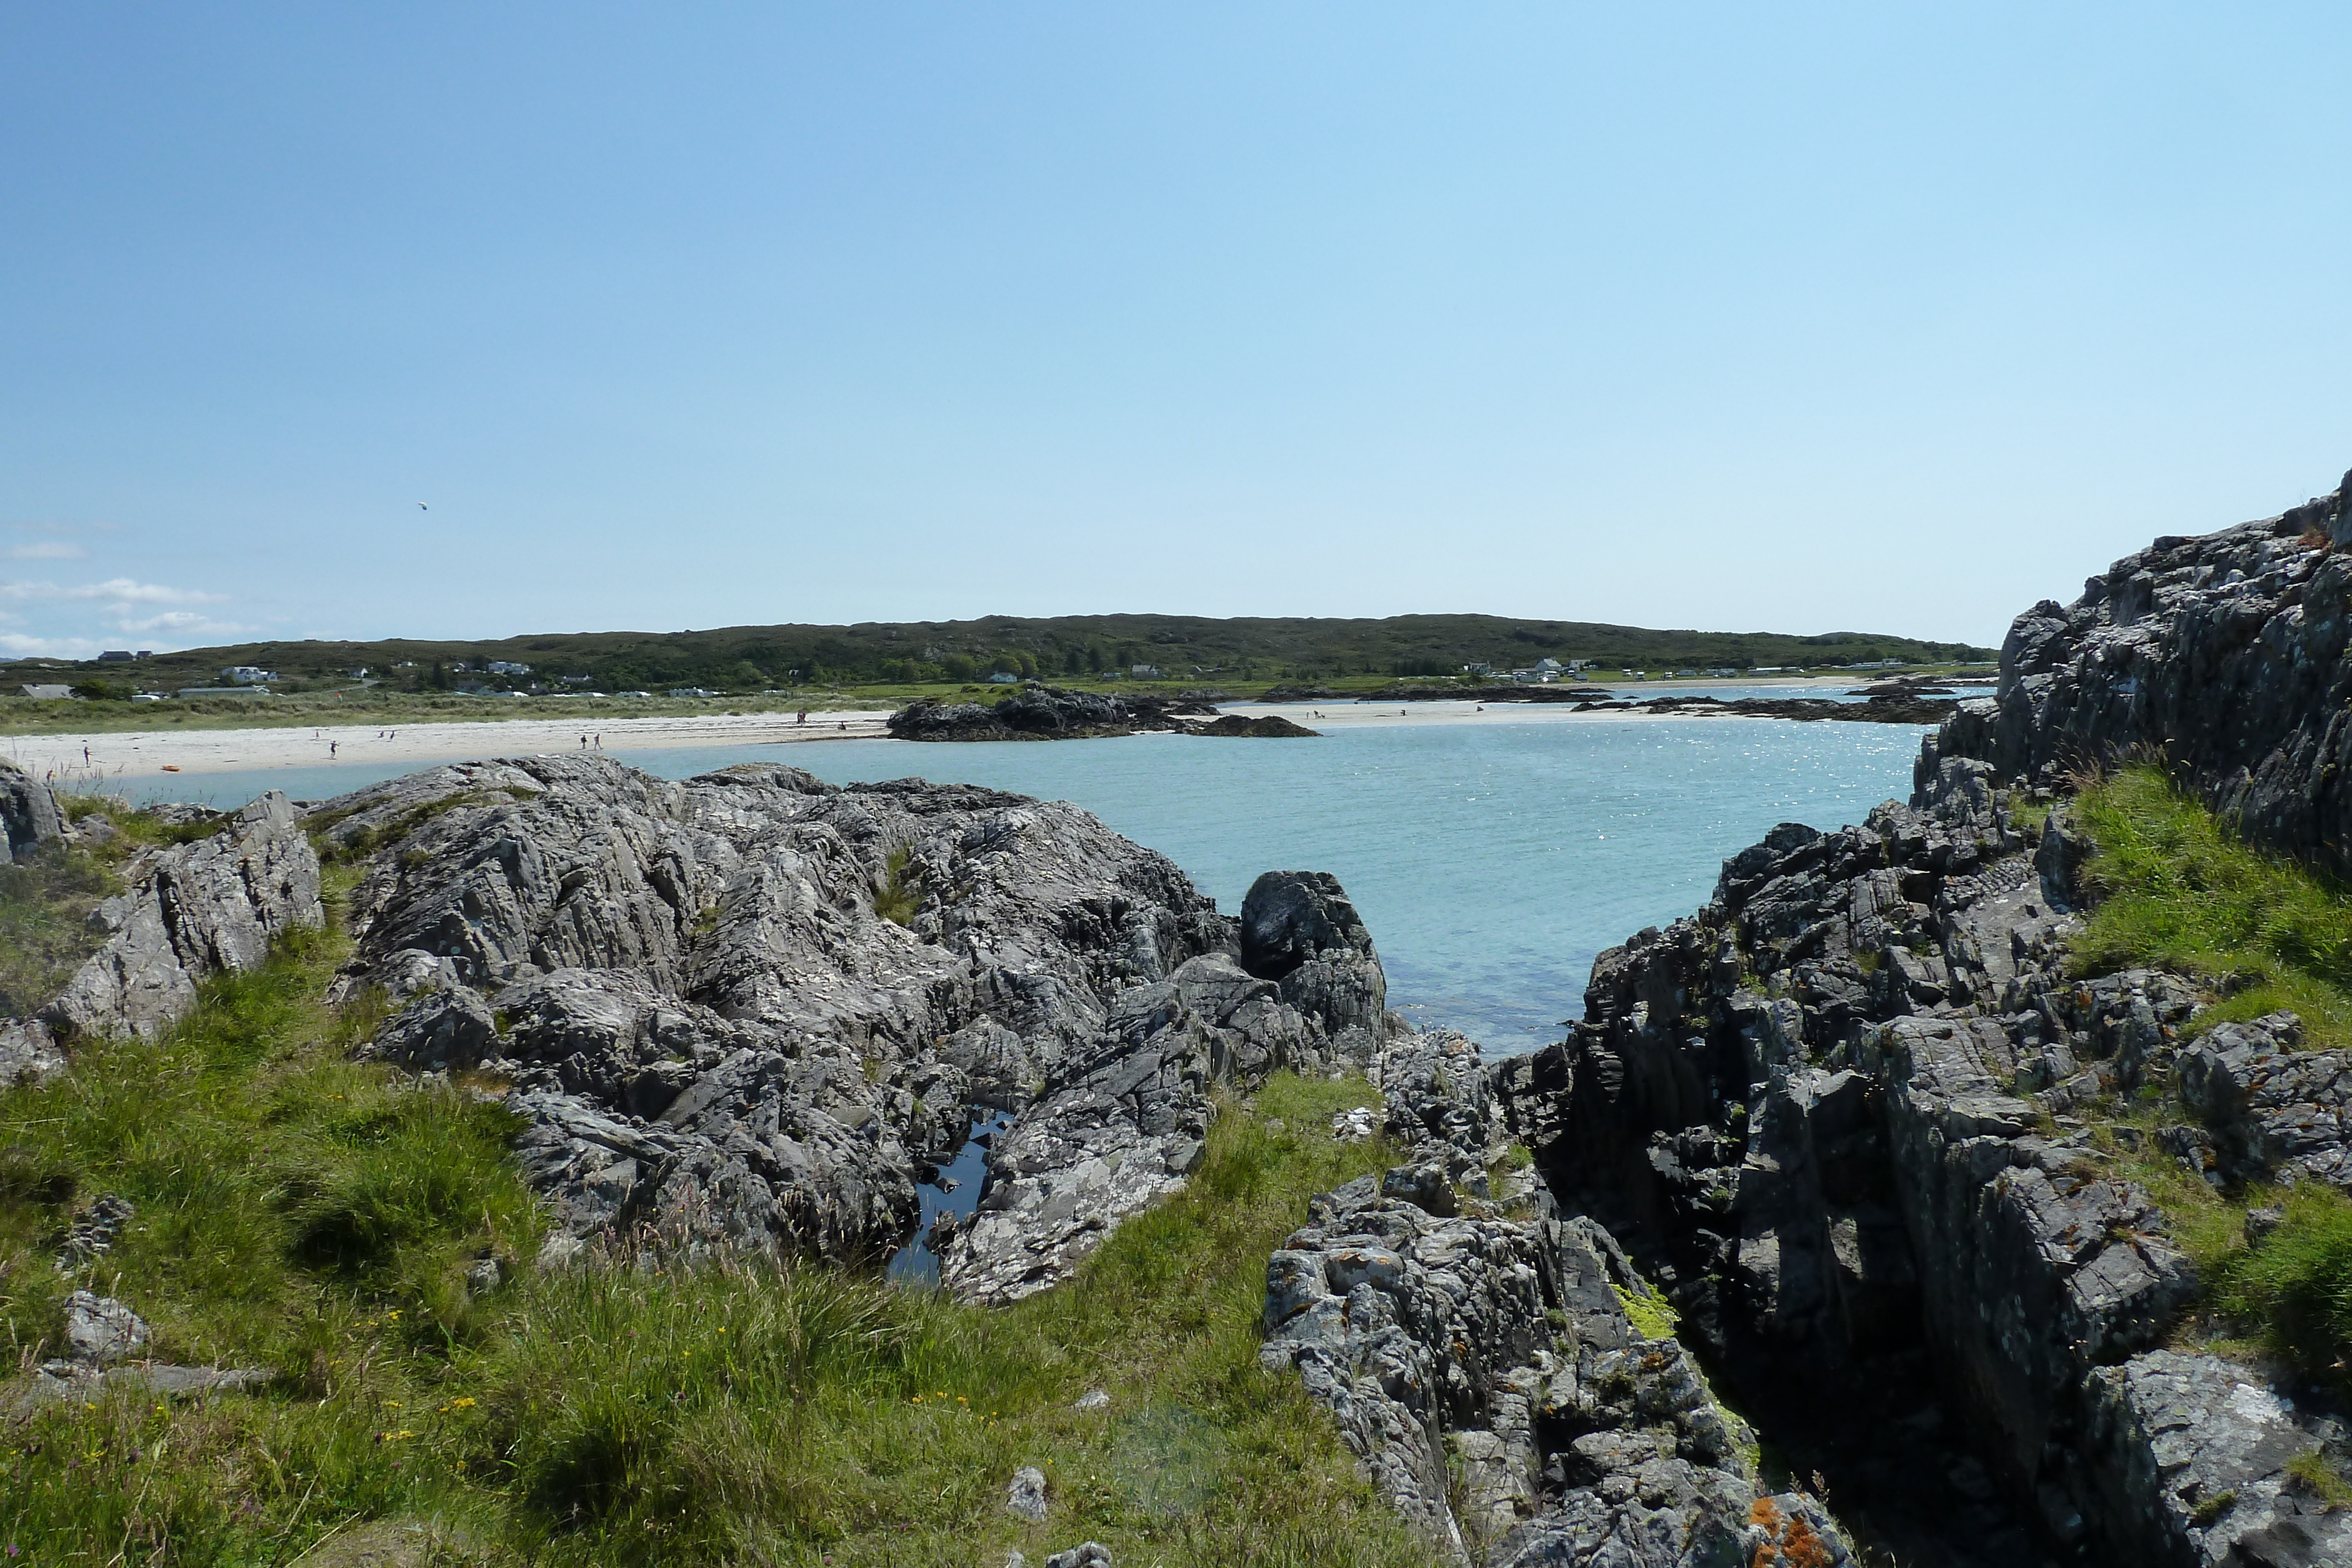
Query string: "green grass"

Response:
xmin=871 ymin=845 xmax=920 ymax=927
xmin=2063 ymin=767 xmax=2352 ymax=1392
xmin=2070 ymin=764 xmax=2352 ymax=1047
xmin=0 ymin=842 xmax=115 ymax=1020
xmin=0 ymin=883 xmax=1432 ymax=1566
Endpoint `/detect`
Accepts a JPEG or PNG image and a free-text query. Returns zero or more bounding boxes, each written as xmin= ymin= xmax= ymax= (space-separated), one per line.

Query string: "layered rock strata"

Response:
xmin=315 ymin=756 xmax=1391 ymax=1289
xmin=1 ymin=787 xmax=323 ymax=1083
xmin=1490 ymin=752 xmax=2351 ymax=1563
xmin=1262 ymin=1028 xmax=1852 ymax=1567
xmin=0 ymin=759 xmax=66 ymax=864
xmin=1932 ymin=469 xmax=2352 ymax=875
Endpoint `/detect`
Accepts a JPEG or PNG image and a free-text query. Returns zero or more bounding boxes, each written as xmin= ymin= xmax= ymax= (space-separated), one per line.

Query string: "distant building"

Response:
xmin=1128 ymin=664 xmax=1161 ymax=678
xmin=487 ymin=660 xmax=532 ymax=676
xmin=1673 ymin=669 xmax=1697 ymax=678
xmin=1462 ymin=662 xmax=1493 ymax=677
xmin=220 ymin=666 xmax=277 ymax=685
xmin=97 ymin=650 xmax=134 ymax=663
xmin=1534 ymin=657 xmax=1562 ymax=674
xmin=17 ymin=684 xmax=74 ymax=700
xmin=987 ymin=672 xmax=1021 ymax=684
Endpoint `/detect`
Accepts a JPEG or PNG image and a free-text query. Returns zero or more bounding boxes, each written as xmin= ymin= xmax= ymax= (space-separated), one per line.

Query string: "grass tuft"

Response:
xmin=2070 ymin=765 xmax=2352 ymax=1047
xmin=0 ymin=884 xmax=1431 ymax=1565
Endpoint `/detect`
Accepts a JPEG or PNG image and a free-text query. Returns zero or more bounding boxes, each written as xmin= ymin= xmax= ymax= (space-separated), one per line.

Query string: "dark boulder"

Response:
xmin=1188 ymin=714 xmax=1321 ymax=738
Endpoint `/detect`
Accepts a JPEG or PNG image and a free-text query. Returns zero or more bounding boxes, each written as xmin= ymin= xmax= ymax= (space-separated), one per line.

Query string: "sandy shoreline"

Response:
xmin=1 ymin=681 xmax=1955 ymax=785
xmin=0 ymin=707 xmax=893 ymax=781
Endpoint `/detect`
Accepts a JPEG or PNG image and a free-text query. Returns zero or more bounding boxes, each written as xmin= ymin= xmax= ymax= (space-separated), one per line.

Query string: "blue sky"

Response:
xmin=6 ymin=5 xmax=2351 ymax=657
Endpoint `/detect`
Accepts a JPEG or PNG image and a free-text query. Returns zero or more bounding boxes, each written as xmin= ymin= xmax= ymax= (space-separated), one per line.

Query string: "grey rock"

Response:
xmin=0 ymin=1016 xmax=64 ymax=1087
xmin=465 ymin=1256 xmax=505 ymax=1295
xmin=1487 ymin=738 xmax=2266 ymax=1563
xmin=65 ymin=1290 xmax=148 ymax=1366
xmin=42 ymin=792 xmax=324 ymax=1042
xmin=1073 ymin=1388 xmax=1110 ymax=1410
xmin=369 ymin=985 xmax=499 ymax=1071
xmin=1007 ymin=1465 xmax=1049 ymax=1522
xmin=1264 ymin=1027 xmax=1825 ymax=1566
xmin=8 ymin=1359 xmax=273 ymax=1416
xmin=2084 ymin=1349 xmax=2352 ymax=1567
xmin=1929 ymin=468 xmax=2352 ymax=880
xmin=2177 ymin=1015 xmax=2352 ymax=1191
xmin=1239 ymin=870 xmax=1393 ymax=1061
xmin=312 ymin=756 xmax=1377 ymax=1294
xmin=0 ymin=759 xmax=65 ymax=865
xmin=1041 ymin=1544 xmax=1111 ymax=1568
xmin=58 ymin=1193 xmax=135 ymax=1266
xmin=888 ymin=686 xmax=1210 ymax=743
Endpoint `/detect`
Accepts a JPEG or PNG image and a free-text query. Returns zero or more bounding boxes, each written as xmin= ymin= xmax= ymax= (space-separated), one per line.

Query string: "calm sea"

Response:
xmin=118 ymin=711 xmax=1930 ymax=1055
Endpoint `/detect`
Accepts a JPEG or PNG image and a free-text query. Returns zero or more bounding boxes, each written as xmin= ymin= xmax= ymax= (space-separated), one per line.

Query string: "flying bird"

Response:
xmin=418 ymin=502 xmax=429 ymax=510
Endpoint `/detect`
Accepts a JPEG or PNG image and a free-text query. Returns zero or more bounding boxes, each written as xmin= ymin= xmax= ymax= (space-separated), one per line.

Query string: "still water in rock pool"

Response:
xmin=123 ymin=715 xmax=1929 ymax=1056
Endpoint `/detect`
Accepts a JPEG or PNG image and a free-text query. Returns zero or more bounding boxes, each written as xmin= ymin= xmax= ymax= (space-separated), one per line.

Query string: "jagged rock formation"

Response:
xmin=314 ymin=756 xmax=1388 ymax=1289
xmin=1932 ymin=471 xmax=2352 ymax=875
xmin=0 ymin=759 xmax=66 ymax=864
xmin=39 ymin=791 xmax=324 ymax=1044
xmin=887 ymin=686 xmax=1215 ymax=742
xmin=1491 ymin=759 xmax=2352 ymax=1556
xmin=1263 ymin=1028 xmax=1852 ymax=1567
xmin=0 ymin=787 xmax=323 ymax=1084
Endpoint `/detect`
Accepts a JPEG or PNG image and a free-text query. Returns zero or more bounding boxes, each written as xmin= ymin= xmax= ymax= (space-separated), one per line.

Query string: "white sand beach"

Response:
xmin=0 ymin=706 xmax=893 ymax=781
xmin=1 ymin=678 xmax=1947 ymax=786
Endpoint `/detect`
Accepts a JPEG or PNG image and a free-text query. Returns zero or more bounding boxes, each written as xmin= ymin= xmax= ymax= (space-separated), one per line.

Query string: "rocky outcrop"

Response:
xmin=945 ymin=952 xmax=1352 ymax=1303
xmin=1488 ymin=737 xmax=2346 ymax=1564
xmin=1262 ymin=1027 xmax=1852 ymax=1567
xmin=1628 ymin=692 xmax=1961 ymax=725
xmin=2172 ymin=1013 xmax=2352 ymax=1193
xmin=0 ymin=759 xmax=66 ymax=864
xmin=38 ymin=792 xmax=324 ymax=1043
xmin=1239 ymin=871 xmax=1391 ymax=1062
xmin=7 ymin=1290 xmax=273 ymax=1416
xmin=1930 ymin=467 xmax=2352 ymax=875
xmin=2083 ymin=1350 xmax=2352 ymax=1567
xmin=887 ymin=686 xmax=1215 ymax=742
xmin=1187 ymin=714 xmax=1321 ymax=737
xmin=313 ymin=756 xmax=1385 ymax=1290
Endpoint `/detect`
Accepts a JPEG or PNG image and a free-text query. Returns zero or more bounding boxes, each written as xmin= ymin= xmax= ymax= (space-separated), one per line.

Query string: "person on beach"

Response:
xmin=330 ymin=741 xmax=337 ymax=757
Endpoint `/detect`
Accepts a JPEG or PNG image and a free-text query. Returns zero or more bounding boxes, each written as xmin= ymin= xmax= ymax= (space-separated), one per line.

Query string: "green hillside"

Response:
xmin=14 ymin=613 xmax=1992 ymax=697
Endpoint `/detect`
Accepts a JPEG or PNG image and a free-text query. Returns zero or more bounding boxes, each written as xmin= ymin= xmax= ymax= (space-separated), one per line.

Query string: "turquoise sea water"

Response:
xmin=120 ymin=715 xmax=1927 ymax=1055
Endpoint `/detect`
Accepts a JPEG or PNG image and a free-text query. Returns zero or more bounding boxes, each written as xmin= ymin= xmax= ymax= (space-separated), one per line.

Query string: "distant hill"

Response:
xmin=19 ymin=613 xmax=1994 ymax=693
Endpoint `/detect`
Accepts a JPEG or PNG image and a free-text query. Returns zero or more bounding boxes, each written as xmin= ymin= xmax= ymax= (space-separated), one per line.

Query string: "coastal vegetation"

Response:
xmin=0 ymin=824 xmax=1425 ymax=1564
xmin=2070 ymin=764 xmax=2352 ymax=1047
xmin=2067 ymin=765 xmax=2352 ymax=1396
xmin=1 ymin=611 xmax=1990 ymax=734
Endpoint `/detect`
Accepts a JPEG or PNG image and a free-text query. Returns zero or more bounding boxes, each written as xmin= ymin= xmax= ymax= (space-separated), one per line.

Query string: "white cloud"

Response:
xmin=0 ymin=632 xmax=105 ymax=658
xmin=0 ymin=577 xmax=226 ymax=606
xmin=6 ymin=542 xmax=85 ymax=560
xmin=110 ymin=610 xmax=253 ymax=637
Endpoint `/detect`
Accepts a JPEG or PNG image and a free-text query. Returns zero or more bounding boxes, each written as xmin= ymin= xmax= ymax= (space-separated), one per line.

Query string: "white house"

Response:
xmin=221 ymin=666 xmax=278 ymax=685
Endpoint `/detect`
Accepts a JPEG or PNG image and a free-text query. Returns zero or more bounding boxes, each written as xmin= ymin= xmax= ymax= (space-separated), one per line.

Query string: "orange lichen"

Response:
xmin=1745 ymin=1495 xmax=1833 ymax=1568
